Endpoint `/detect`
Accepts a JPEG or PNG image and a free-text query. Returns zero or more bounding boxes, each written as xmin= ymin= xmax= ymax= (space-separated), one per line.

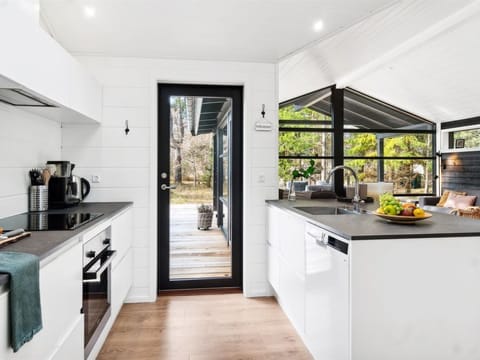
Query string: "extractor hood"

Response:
xmin=0 ymin=88 xmax=56 ymax=107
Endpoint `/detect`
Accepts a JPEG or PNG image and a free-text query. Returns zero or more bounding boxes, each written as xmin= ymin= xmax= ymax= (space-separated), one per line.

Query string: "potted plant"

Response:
xmin=197 ymin=204 xmax=213 ymax=230
xmin=288 ymin=159 xmax=316 ymax=200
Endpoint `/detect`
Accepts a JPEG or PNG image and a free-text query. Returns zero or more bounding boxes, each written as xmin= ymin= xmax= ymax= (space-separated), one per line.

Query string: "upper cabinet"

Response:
xmin=0 ymin=4 xmax=101 ymax=124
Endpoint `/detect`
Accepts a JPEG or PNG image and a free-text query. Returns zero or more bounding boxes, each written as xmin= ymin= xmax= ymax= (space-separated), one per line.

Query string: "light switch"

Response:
xmin=91 ymin=175 xmax=101 ymax=183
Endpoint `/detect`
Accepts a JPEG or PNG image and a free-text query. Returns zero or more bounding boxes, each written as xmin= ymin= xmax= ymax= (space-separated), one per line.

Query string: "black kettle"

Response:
xmin=70 ymin=176 xmax=91 ymax=201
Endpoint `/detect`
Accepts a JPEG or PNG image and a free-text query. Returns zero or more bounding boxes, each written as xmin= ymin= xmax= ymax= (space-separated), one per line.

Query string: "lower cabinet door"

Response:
xmin=51 ymin=315 xmax=84 ymax=360
xmin=112 ymin=249 xmax=133 ymax=317
xmin=279 ymin=260 xmax=305 ymax=335
xmin=0 ymin=242 xmax=83 ymax=359
xmin=267 ymin=243 xmax=280 ymax=293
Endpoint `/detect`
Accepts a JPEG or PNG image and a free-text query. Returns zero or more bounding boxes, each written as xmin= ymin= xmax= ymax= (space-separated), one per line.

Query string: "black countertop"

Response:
xmin=0 ymin=202 xmax=133 ymax=289
xmin=267 ymin=199 xmax=480 ymax=241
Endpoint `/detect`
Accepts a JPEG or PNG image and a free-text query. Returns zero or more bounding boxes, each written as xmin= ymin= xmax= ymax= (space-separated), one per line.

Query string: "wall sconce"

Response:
xmin=125 ymin=120 xmax=130 ymax=135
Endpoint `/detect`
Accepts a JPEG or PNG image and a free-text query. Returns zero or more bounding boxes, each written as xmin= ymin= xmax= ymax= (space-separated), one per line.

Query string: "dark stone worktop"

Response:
xmin=267 ymin=199 xmax=480 ymax=241
xmin=0 ymin=202 xmax=133 ymax=289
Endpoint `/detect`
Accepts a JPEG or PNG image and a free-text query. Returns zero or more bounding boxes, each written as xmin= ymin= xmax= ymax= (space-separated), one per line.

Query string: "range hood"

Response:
xmin=0 ymin=88 xmax=56 ymax=107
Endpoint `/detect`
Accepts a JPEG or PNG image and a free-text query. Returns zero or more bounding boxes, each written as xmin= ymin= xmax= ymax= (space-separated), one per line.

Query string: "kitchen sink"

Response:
xmin=293 ymin=206 xmax=368 ymax=215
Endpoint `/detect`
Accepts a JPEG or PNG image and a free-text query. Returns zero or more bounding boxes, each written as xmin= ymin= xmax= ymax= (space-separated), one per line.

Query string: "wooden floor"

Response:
xmin=170 ymin=204 xmax=231 ymax=279
xmin=97 ymin=290 xmax=313 ymax=360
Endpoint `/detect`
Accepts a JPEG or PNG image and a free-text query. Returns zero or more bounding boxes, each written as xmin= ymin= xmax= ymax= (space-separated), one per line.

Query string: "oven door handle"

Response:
xmin=83 ymin=250 xmax=116 ymax=283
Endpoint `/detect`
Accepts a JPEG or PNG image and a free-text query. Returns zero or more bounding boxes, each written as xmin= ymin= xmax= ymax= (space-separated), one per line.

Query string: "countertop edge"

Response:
xmin=266 ymin=200 xmax=480 ymax=240
xmin=0 ymin=202 xmax=133 ymax=291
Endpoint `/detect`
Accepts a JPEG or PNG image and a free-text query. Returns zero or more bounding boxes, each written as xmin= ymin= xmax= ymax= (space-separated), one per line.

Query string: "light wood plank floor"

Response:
xmin=171 ymin=204 xmax=231 ymax=279
xmin=98 ymin=290 xmax=313 ymax=360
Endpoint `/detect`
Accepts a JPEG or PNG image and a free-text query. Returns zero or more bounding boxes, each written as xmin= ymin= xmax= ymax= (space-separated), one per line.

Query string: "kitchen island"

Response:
xmin=267 ymin=199 xmax=480 ymax=360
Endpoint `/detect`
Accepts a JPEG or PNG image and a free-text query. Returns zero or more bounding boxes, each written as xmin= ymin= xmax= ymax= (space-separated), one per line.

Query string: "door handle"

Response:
xmin=161 ymin=184 xmax=177 ymax=191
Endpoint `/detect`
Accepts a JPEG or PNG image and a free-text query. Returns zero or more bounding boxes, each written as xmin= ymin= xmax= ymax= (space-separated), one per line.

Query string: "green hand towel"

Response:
xmin=0 ymin=251 xmax=42 ymax=352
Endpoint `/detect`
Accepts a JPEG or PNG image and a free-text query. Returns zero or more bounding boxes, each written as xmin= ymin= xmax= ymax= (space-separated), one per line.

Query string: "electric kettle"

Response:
xmin=70 ymin=176 xmax=91 ymax=201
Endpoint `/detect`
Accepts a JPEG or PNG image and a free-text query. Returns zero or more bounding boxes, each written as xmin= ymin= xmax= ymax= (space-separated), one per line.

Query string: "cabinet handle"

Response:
xmin=315 ymin=238 xmax=328 ymax=247
xmin=83 ymin=250 xmax=116 ymax=283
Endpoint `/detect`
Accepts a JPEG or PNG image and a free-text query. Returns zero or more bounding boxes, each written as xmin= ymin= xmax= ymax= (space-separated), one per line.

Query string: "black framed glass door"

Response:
xmin=157 ymin=84 xmax=243 ymax=290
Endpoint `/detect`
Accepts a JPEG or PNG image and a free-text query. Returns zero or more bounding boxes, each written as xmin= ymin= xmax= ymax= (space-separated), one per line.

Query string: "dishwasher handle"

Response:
xmin=307 ymin=231 xmax=328 ymax=247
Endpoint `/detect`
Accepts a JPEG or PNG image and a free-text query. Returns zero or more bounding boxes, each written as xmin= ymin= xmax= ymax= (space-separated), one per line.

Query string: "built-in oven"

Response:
xmin=82 ymin=229 xmax=116 ymax=358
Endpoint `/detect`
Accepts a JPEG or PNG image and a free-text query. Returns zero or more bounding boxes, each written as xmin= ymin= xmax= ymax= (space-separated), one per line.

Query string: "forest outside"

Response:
xmin=279 ymin=105 xmax=434 ymax=194
xmin=170 ymin=96 xmax=214 ymax=204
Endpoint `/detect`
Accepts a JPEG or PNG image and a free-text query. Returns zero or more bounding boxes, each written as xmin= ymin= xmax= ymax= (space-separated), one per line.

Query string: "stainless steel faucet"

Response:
xmin=326 ymin=165 xmax=361 ymax=212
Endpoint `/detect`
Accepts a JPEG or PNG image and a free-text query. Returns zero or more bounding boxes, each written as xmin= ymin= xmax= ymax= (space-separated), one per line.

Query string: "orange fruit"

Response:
xmin=402 ymin=203 xmax=416 ymax=209
xmin=413 ymin=208 xmax=425 ymax=217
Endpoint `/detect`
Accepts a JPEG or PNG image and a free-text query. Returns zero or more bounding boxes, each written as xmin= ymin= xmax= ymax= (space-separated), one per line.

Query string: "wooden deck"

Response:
xmin=170 ymin=204 xmax=231 ymax=279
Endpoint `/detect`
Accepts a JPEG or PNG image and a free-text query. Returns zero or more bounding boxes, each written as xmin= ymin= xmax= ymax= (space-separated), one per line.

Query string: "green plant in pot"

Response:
xmin=288 ymin=159 xmax=316 ymax=200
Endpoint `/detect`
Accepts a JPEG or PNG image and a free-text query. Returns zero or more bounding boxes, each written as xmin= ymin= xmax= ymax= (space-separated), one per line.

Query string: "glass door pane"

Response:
xmin=168 ymin=96 xmax=232 ymax=281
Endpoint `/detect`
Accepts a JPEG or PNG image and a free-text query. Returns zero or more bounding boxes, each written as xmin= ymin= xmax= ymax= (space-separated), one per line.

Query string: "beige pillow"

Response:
xmin=443 ymin=193 xmax=477 ymax=209
xmin=437 ymin=189 xmax=467 ymax=207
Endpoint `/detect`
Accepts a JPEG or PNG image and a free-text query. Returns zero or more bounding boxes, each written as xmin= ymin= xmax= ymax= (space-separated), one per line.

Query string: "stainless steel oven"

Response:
xmin=82 ymin=230 xmax=116 ymax=358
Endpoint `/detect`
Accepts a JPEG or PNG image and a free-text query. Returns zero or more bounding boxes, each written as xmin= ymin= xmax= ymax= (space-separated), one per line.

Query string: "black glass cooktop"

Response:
xmin=0 ymin=212 xmax=103 ymax=231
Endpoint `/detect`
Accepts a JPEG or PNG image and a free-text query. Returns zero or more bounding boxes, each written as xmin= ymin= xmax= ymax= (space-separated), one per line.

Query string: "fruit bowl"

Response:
xmin=374 ymin=210 xmax=432 ymax=224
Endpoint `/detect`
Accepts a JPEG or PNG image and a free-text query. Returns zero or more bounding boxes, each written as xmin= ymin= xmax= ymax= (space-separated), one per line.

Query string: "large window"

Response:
xmin=279 ymin=87 xmax=436 ymax=196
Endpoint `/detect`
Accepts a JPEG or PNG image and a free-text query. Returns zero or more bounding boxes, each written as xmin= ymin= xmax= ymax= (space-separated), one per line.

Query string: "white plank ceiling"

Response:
xmin=279 ymin=0 xmax=480 ymax=123
xmin=39 ymin=0 xmax=398 ymax=62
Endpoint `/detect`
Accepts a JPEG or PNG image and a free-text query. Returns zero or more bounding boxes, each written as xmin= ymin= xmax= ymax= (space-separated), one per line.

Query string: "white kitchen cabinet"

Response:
xmin=0 ymin=5 xmax=101 ymax=123
xmin=268 ymin=203 xmax=480 ymax=360
xmin=266 ymin=206 xmax=280 ymax=292
xmin=0 ymin=240 xmax=83 ymax=359
xmin=86 ymin=207 xmax=134 ymax=360
xmin=267 ymin=205 xmax=306 ymax=335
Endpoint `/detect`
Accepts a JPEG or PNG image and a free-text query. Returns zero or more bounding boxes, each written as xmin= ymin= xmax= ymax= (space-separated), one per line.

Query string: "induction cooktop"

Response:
xmin=0 ymin=212 xmax=103 ymax=231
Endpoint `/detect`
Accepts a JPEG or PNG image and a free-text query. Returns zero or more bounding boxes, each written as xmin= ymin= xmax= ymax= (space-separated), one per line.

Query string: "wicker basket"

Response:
xmin=450 ymin=206 xmax=480 ymax=219
xmin=197 ymin=211 xmax=213 ymax=230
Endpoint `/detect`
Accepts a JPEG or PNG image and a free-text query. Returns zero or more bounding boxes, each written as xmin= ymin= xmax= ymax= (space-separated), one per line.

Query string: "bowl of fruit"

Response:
xmin=375 ymin=193 xmax=432 ymax=224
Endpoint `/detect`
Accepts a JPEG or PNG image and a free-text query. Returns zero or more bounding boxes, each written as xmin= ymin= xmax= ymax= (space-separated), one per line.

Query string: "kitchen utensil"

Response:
xmin=29 ymin=169 xmax=44 ymax=186
xmin=42 ymin=169 xmax=51 ymax=186
xmin=46 ymin=164 xmax=57 ymax=176
xmin=0 ymin=231 xmax=31 ymax=247
xmin=0 ymin=228 xmax=25 ymax=240
xmin=29 ymin=185 xmax=48 ymax=212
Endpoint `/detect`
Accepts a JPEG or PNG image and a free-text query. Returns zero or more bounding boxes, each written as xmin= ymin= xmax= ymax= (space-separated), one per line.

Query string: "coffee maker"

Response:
xmin=47 ymin=161 xmax=90 ymax=208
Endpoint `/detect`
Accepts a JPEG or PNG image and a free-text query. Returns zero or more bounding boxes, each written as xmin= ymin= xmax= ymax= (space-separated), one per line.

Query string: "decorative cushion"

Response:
xmin=437 ymin=189 xmax=467 ymax=206
xmin=443 ymin=193 xmax=477 ymax=209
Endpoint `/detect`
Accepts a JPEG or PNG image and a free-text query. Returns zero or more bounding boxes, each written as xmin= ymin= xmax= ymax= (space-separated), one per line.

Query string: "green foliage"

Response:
xmin=292 ymin=159 xmax=316 ymax=179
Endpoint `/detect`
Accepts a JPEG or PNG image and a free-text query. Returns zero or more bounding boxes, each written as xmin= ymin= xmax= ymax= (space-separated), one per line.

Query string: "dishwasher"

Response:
xmin=305 ymin=222 xmax=350 ymax=360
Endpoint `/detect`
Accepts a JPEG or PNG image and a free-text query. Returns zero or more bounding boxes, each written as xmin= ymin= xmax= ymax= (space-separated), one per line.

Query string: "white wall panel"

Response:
xmin=0 ymin=103 xmax=61 ymax=217
xmin=68 ymin=56 xmax=277 ymax=302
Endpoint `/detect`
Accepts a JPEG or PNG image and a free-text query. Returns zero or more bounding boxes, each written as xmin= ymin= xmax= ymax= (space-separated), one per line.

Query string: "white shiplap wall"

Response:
xmin=63 ymin=57 xmax=278 ymax=301
xmin=0 ymin=103 xmax=61 ymax=218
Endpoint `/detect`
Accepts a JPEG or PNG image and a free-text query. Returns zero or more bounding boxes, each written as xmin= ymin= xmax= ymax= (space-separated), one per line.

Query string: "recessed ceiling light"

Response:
xmin=84 ymin=6 xmax=96 ymax=18
xmin=313 ymin=20 xmax=324 ymax=32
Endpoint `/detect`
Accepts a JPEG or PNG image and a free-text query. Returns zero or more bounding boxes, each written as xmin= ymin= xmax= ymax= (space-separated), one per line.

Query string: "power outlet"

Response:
xmin=91 ymin=175 xmax=101 ymax=183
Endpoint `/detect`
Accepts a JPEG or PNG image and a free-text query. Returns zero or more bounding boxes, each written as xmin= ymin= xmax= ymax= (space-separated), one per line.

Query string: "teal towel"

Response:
xmin=0 ymin=252 xmax=42 ymax=352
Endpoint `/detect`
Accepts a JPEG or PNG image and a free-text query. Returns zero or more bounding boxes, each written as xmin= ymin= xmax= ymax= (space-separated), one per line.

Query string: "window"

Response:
xmin=278 ymin=87 xmax=334 ymax=186
xmin=450 ymin=128 xmax=480 ymax=150
xmin=279 ymin=87 xmax=436 ymax=196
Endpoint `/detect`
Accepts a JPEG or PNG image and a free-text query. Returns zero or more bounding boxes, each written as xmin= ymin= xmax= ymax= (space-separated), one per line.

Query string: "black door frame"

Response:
xmin=157 ymin=83 xmax=243 ymax=291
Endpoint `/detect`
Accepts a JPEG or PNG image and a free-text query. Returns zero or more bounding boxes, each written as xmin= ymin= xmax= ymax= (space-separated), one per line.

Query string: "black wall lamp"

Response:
xmin=125 ymin=120 xmax=130 ymax=135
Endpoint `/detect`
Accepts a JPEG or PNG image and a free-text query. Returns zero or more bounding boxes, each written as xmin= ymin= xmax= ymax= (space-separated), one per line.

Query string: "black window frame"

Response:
xmin=279 ymin=86 xmax=437 ymax=197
